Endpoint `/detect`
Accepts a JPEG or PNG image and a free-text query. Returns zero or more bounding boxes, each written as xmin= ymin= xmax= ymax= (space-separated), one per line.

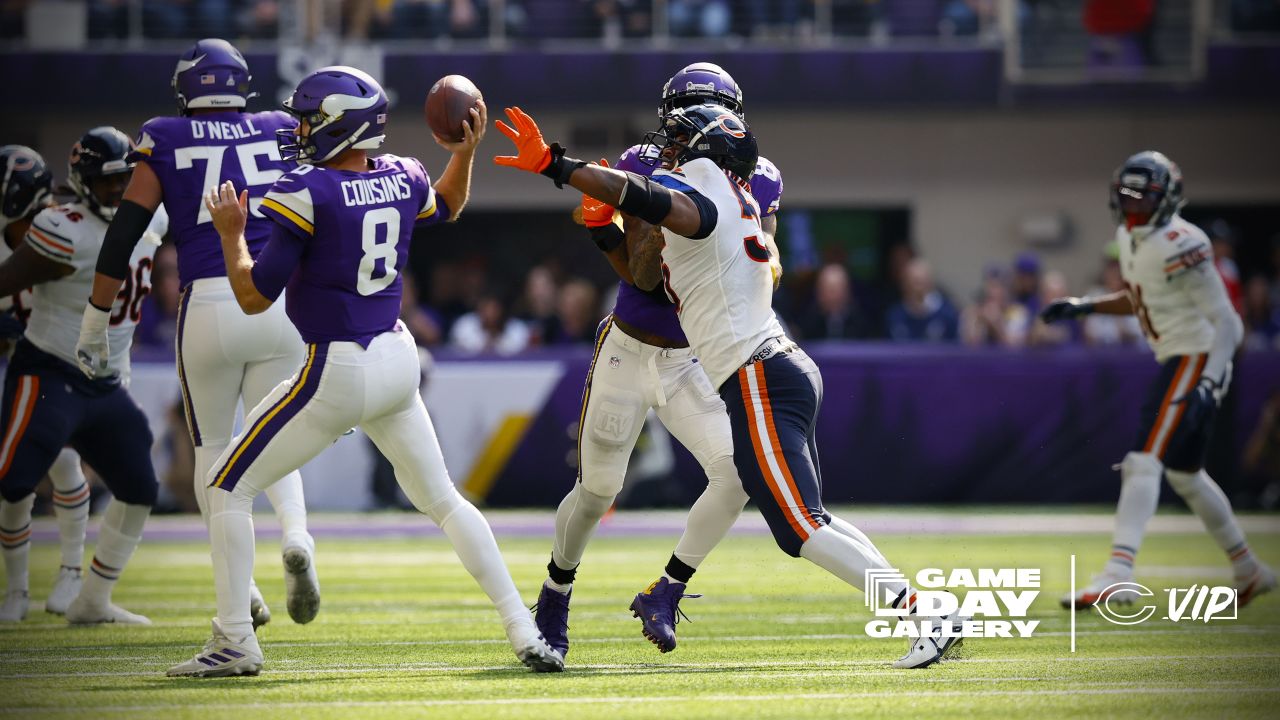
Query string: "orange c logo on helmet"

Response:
xmin=715 ymin=114 xmax=746 ymax=138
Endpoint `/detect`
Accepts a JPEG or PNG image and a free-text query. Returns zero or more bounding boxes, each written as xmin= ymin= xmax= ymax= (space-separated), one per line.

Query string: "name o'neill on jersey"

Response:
xmin=22 ymin=202 xmax=166 ymax=377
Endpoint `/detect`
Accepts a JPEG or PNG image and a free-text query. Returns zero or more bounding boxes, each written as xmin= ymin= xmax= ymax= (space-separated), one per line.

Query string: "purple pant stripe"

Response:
xmin=212 ymin=344 xmax=328 ymax=493
xmin=175 ymin=286 xmax=202 ymax=447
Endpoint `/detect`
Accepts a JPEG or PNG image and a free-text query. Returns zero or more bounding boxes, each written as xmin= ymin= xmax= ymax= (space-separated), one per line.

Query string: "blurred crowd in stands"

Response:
xmin=132 ymin=218 xmax=1280 ymax=358
xmin=2 ymin=1 xmax=1276 ymax=45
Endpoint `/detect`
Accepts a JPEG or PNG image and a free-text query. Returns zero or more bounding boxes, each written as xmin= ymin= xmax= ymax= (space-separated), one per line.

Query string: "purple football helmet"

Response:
xmin=172 ymin=38 xmax=255 ymax=115
xmin=278 ymin=66 xmax=389 ymax=165
xmin=0 ymin=145 xmax=53 ymax=229
xmin=659 ymin=62 xmax=744 ymax=118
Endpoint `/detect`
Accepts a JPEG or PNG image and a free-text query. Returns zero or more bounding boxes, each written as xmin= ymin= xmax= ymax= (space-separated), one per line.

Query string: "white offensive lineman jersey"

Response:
xmin=23 ymin=202 xmax=167 ymax=378
xmin=1116 ymin=214 xmax=1221 ymax=363
xmin=654 ymin=158 xmax=786 ymax=389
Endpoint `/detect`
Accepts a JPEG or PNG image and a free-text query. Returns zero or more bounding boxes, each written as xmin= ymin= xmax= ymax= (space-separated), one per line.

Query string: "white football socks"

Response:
xmin=1165 ymin=468 xmax=1258 ymax=577
xmin=264 ymin=470 xmax=311 ymax=551
xmin=48 ymin=449 xmax=89 ymax=570
xmin=551 ymin=483 xmax=614 ymax=575
xmin=428 ymin=491 xmax=528 ymax=626
xmin=209 ymin=487 xmax=256 ymax=642
xmin=1103 ymin=453 xmax=1162 ymax=577
xmin=0 ymin=495 xmax=34 ymax=594
xmin=80 ymin=500 xmax=150 ymax=606
xmin=672 ymin=455 xmax=748 ymax=569
xmin=799 ymin=522 xmax=903 ymax=604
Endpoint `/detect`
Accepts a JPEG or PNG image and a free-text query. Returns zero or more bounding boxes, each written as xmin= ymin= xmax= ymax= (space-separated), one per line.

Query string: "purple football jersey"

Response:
xmin=609 ymin=146 xmax=785 ymax=343
xmin=257 ymin=154 xmax=444 ymax=347
xmin=130 ymin=110 xmax=297 ymax=287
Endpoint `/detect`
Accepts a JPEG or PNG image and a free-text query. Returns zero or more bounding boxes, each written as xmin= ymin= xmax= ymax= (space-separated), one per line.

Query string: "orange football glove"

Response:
xmin=580 ymin=158 xmax=616 ymax=228
xmin=493 ymin=106 xmax=552 ymax=173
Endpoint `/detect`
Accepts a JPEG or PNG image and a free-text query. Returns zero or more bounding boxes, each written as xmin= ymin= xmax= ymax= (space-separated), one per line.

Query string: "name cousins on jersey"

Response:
xmin=189 ymin=117 xmax=266 ymax=141
xmin=340 ymin=173 xmax=412 ymax=207
xmin=864 ymin=567 xmax=1042 ymax=640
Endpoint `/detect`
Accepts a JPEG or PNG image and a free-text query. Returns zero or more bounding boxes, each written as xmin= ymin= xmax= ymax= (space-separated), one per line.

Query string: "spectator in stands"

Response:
xmin=133 ymin=243 xmax=180 ymax=352
xmin=797 ymin=263 xmax=872 ymax=341
xmin=448 ymin=288 xmax=530 ymax=355
xmin=961 ymin=267 xmax=1028 ymax=347
xmin=548 ymin=277 xmax=601 ymax=345
xmin=579 ymin=0 xmax=651 ymax=41
xmin=886 ymin=258 xmax=959 ymax=342
xmin=1028 ymin=270 xmax=1081 ymax=346
xmin=400 ymin=273 xmax=444 ymax=347
xmin=1083 ymin=0 xmax=1156 ymax=68
xmin=1083 ymin=252 xmax=1144 ymax=347
xmin=1243 ymin=275 xmax=1280 ymax=351
xmin=668 ymin=0 xmax=730 ymax=38
xmin=1009 ymin=251 xmax=1042 ymax=342
xmin=241 ymin=0 xmax=280 ymax=38
xmin=1210 ymin=219 xmax=1245 ymax=314
xmin=518 ymin=264 xmax=560 ymax=346
xmin=939 ymin=0 xmax=995 ymax=37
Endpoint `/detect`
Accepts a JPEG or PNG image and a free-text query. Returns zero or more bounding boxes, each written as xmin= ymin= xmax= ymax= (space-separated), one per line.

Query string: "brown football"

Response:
xmin=425 ymin=75 xmax=482 ymax=142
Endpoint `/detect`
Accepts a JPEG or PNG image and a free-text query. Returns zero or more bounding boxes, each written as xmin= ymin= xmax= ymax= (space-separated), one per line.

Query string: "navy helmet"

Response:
xmin=1111 ymin=151 xmax=1185 ymax=231
xmin=278 ymin=66 xmax=388 ymax=164
xmin=67 ymin=127 xmax=135 ymax=221
xmin=641 ymin=102 xmax=758 ymax=181
xmin=173 ymin=38 xmax=255 ymax=115
xmin=660 ymin=62 xmax=744 ymax=118
xmin=0 ymin=145 xmax=53 ymax=229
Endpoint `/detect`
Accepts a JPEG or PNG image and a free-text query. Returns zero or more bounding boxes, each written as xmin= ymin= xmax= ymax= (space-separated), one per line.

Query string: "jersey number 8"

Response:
xmin=357 ymin=207 xmax=400 ymax=296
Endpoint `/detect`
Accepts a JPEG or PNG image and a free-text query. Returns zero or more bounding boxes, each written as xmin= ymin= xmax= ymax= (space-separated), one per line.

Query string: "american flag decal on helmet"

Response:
xmin=201 ymin=74 xmax=216 ymax=85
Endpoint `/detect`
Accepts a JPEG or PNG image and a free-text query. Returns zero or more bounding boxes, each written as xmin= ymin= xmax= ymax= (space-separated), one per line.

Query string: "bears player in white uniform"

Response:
xmin=1042 ymin=151 xmax=1276 ymax=608
xmin=0 ymin=145 xmax=99 ymax=621
xmin=496 ymin=104 xmax=961 ymax=668
xmin=533 ymin=63 xmax=783 ymax=657
xmin=166 ymin=66 xmax=561 ymax=677
xmin=75 ymin=39 xmax=319 ymax=628
xmin=0 ymin=127 xmax=163 ymax=625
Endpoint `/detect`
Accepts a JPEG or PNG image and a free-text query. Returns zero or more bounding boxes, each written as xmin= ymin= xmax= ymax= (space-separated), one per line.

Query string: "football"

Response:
xmin=425 ymin=75 xmax=482 ymax=142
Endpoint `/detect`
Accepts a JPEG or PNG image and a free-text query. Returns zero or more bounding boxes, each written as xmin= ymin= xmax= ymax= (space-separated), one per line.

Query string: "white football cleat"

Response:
xmin=45 ymin=566 xmax=83 ymax=615
xmin=65 ymin=596 xmax=151 ymax=625
xmin=1060 ymin=571 xmax=1137 ymax=610
xmin=282 ymin=543 xmax=320 ymax=624
xmin=506 ymin=618 xmax=565 ymax=673
xmin=892 ymin=614 xmax=965 ymax=669
xmin=167 ymin=619 xmax=264 ymax=678
xmin=1236 ymin=563 xmax=1277 ymax=608
xmin=249 ymin=581 xmax=270 ymax=630
xmin=0 ymin=589 xmax=29 ymax=622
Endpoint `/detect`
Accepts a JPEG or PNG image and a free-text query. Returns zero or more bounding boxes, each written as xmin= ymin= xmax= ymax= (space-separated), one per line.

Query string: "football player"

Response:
xmin=76 ymin=39 xmax=318 ymax=627
xmin=167 ymin=66 xmax=562 ymax=677
xmin=0 ymin=145 xmax=96 ymax=621
xmin=1043 ymin=151 xmax=1275 ymax=608
xmin=496 ymin=105 xmax=961 ymax=668
xmin=532 ymin=63 xmax=783 ymax=657
xmin=0 ymin=127 xmax=163 ymax=625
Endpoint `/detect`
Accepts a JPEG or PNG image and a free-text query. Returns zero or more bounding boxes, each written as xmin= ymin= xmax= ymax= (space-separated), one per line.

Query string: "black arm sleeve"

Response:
xmin=685 ymin=192 xmax=717 ymax=240
xmin=94 ymin=200 xmax=155 ymax=280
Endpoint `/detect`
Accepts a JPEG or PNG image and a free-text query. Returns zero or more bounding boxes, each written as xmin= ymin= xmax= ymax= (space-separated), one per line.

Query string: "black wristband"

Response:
xmin=88 ymin=299 xmax=112 ymax=313
xmin=95 ymin=199 xmax=155 ymax=280
xmin=589 ymin=224 xmax=625 ymax=253
xmin=538 ymin=143 xmax=586 ymax=189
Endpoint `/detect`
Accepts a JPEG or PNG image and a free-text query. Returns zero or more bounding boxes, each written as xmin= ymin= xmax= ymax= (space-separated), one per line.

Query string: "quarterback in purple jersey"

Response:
xmin=76 ymin=39 xmax=318 ymax=630
xmin=532 ymin=63 xmax=785 ymax=658
xmin=167 ymin=66 xmax=562 ymax=677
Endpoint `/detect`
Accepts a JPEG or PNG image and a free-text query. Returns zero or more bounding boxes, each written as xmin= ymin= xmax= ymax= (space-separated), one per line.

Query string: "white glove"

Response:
xmin=75 ymin=303 xmax=112 ymax=379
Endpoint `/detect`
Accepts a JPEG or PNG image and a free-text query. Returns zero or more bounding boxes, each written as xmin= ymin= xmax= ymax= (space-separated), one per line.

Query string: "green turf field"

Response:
xmin=1 ymin=509 xmax=1278 ymax=719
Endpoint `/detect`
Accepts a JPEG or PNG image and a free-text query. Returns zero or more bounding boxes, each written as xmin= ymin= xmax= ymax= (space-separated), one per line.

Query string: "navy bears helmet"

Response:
xmin=0 ymin=145 xmax=54 ymax=230
xmin=67 ymin=127 xmax=135 ymax=222
xmin=641 ymin=103 xmax=758 ymax=182
xmin=1111 ymin=151 xmax=1185 ymax=232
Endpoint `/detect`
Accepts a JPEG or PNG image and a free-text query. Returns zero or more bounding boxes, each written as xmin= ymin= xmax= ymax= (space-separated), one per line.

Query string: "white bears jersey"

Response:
xmin=654 ymin=158 xmax=787 ymax=389
xmin=23 ymin=202 xmax=167 ymax=377
xmin=1116 ymin=214 xmax=1222 ymax=363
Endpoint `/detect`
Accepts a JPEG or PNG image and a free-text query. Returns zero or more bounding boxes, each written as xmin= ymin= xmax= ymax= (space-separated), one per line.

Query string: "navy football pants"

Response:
xmin=720 ymin=349 xmax=830 ymax=557
xmin=0 ymin=340 xmax=156 ymax=505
